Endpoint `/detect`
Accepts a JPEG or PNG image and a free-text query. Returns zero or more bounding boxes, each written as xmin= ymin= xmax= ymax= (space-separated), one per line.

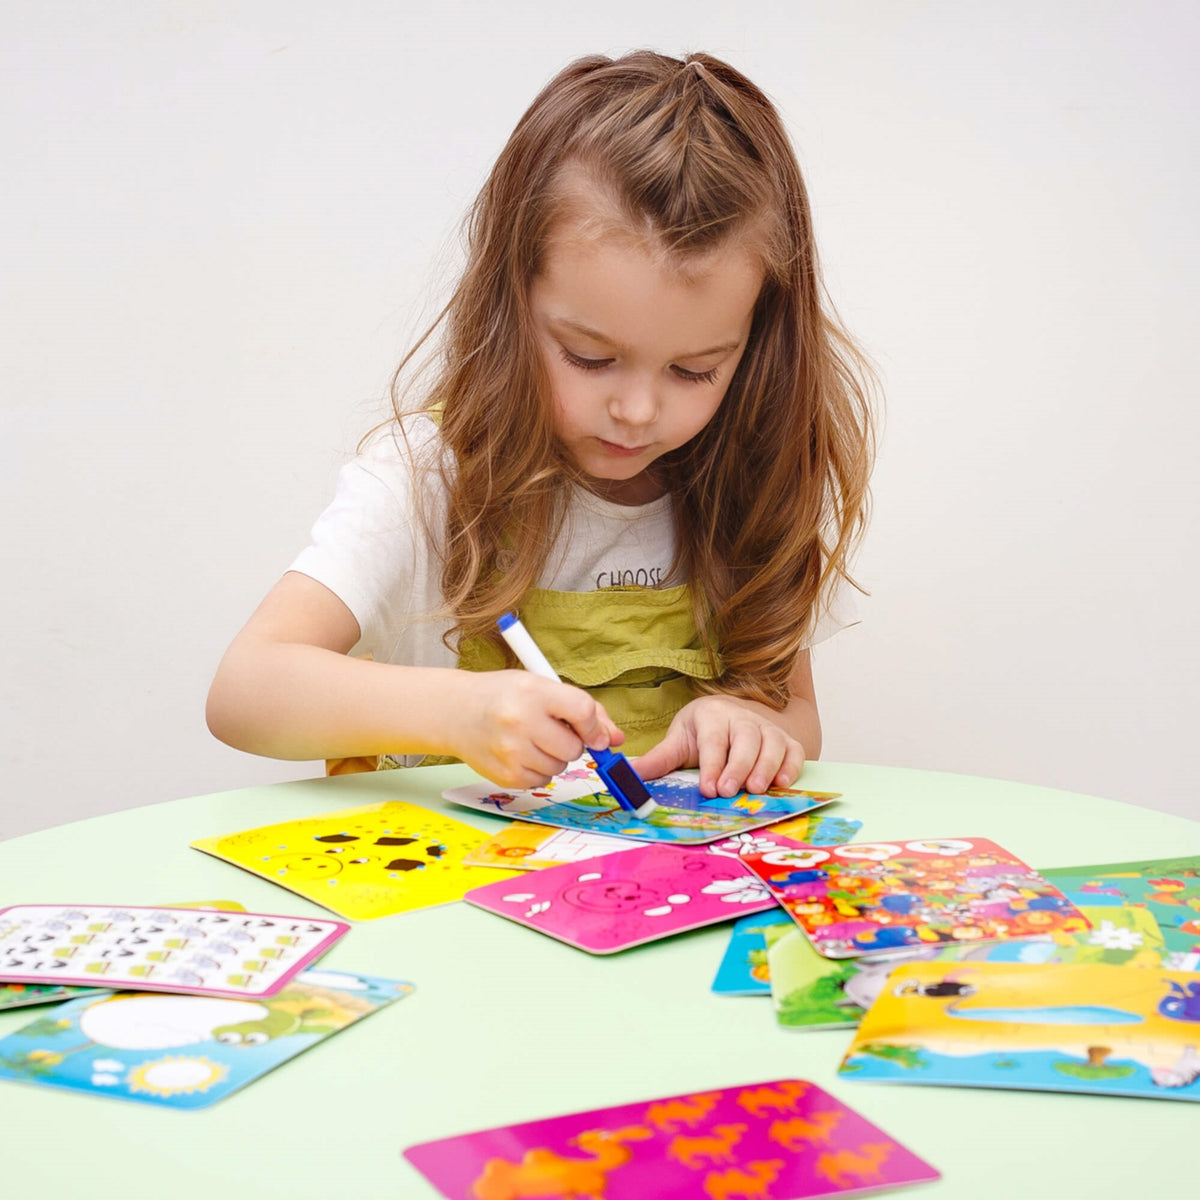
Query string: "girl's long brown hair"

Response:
xmin=392 ymin=50 xmax=876 ymax=709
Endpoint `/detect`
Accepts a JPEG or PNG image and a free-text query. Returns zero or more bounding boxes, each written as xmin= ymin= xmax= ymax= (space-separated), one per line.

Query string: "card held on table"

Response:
xmin=403 ymin=1078 xmax=940 ymax=1199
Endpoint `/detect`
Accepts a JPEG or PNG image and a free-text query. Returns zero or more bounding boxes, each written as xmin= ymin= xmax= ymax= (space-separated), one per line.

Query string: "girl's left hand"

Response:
xmin=633 ymin=695 xmax=807 ymax=798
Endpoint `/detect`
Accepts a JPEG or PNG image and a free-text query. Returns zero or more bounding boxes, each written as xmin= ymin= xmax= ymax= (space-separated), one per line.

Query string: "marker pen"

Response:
xmin=497 ymin=612 xmax=657 ymax=820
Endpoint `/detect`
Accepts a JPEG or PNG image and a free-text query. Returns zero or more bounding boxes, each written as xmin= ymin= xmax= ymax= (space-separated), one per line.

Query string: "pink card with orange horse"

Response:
xmin=403 ymin=1078 xmax=939 ymax=1198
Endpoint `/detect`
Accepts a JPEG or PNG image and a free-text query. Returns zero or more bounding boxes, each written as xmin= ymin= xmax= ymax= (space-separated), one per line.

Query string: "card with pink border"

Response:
xmin=0 ymin=904 xmax=349 ymax=998
xmin=403 ymin=1078 xmax=940 ymax=1199
xmin=463 ymin=842 xmax=777 ymax=954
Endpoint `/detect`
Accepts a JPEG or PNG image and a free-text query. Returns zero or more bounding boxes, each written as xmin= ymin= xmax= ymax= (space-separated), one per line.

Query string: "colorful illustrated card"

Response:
xmin=768 ymin=899 xmax=1182 ymax=1033
xmin=769 ymin=810 xmax=862 ymax=847
xmin=404 ymin=1078 xmax=939 ymax=1199
xmin=0 ymin=968 xmax=412 ymax=1109
xmin=191 ymin=801 xmax=519 ymax=921
xmin=840 ymin=961 xmax=1200 ymax=1101
xmin=711 ymin=911 xmax=796 ymax=995
xmin=465 ymin=842 xmax=778 ymax=954
xmin=463 ymin=822 xmax=637 ymax=871
xmin=739 ymin=836 xmax=1090 ymax=958
xmin=0 ymin=905 xmax=348 ymax=998
xmin=1041 ymin=855 xmax=1200 ymax=953
xmin=444 ymin=766 xmax=838 ymax=846
xmin=0 ymin=983 xmax=96 ymax=1012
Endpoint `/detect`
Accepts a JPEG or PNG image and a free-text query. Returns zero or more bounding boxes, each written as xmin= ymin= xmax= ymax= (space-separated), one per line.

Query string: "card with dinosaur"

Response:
xmin=403 ymin=1078 xmax=940 ymax=1198
xmin=191 ymin=800 xmax=520 ymax=920
xmin=0 ymin=968 xmax=412 ymax=1109
xmin=0 ymin=904 xmax=348 ymax=998
xmin=711 ymin=911 xmax=795 ymax=995
xmin=839 ymin=960 xmax=1200 ymax=1100
xmin=738 ymin=835 xmax=1090 ymax=958
xmin=444 ymin=765 xmax=838 ymax=846
xmin=464 ymin=842 xmax=778 ymax=954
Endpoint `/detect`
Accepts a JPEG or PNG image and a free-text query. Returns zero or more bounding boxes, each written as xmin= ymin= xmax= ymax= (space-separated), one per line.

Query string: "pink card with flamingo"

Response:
xmin=403 ymin=1078 xmax=940 ymax=1199
xmin=463 ymin=843 xmax=777 ymax=954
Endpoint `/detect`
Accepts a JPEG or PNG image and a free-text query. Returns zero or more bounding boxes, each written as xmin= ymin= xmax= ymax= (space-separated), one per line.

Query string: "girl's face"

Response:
xmin=528 ymin=219 xmax=764 ymax=505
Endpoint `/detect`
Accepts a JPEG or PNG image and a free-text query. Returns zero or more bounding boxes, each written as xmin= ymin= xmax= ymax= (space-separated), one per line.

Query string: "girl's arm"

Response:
xmin=205 ymin=571 xmax=621 ymax=788
xmin=633 ymin=651 xmax=821 ymax=799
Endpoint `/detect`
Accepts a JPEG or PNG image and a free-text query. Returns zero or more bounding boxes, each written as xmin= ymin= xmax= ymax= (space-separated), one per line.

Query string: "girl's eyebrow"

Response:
xmin=552 ymin=316 xmax=741 ymax=359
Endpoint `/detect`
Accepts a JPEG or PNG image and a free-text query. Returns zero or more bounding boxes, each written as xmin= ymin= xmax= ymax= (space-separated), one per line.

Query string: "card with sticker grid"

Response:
xmin=464 ymin=840 xmax=777 ymax=954
xmin=0 ymin=905 xmax=348 ymax=998
xmin=191 ymin=800 xmax=520 ymax=921
xmin=738 ymin=836 xmax=1091 ymax=959
xmin=403 ymin=1078 xmax=940 ymax=1199
xmin=0 ymin=900 xmax=249 ymax=1012
xmin=0 ymin=968 xmax=412 ymax=1109
xmin=444 ymin=763 xmax=840 ymax=845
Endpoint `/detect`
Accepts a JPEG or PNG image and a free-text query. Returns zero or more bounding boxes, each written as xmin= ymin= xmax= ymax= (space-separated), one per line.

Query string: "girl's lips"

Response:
xmin=597 ymin=439 xmax=649 ymax=457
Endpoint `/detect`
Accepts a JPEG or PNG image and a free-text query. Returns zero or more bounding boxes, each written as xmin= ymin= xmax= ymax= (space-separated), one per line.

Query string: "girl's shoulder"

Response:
xmin=354 ymin=412 xmax=450 ymax=489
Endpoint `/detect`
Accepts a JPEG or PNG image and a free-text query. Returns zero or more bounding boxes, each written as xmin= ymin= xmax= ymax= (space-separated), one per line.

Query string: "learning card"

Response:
xmin=0 ymin=901 xmax=249 ymax=1012
xmin=769 ymin=899 xmax=1182 ymax=1033
xmin=711 ymin=910 xmax=795 ymax=995
xmin=1041 ymin=855 xmax=1200 ymax=951
xmin=464 ymin=842 xmax=777 ymax=954
xmin=0 ymin=983 xmax=96 ymax=1012
xmin=191 ymin=800 xmax=519 ymax=920
xmin=769 ymin=810 xmax=861 ymax=846
xmin=739 ymin=835 xmax=1090 ymax=958
xmin=444 ymin=765 xmax=838 ymax=845
xmin=403 ymin=1078 xmax=940 ymax=1198
xmin=840 ymin=961 xmax=1200 ymax=1101
xmin=0 ymin=968 xmax=412 ymax=1109
xmin=0 ymin=905 xmax=348 ymax=998
xmin=463 ymin=822 xmax=637 ymax=871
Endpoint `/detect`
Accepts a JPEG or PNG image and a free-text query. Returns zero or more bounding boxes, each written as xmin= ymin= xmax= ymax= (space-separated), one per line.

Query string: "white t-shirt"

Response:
xmin=289 ymin=415 xmax=857 ymax=667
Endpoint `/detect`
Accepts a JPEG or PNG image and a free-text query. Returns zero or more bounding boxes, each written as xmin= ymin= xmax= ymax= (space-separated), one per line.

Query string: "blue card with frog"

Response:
xmin=0 ymin=968 xmax=412 ymax=1109
xmin=444 ymin=763 xmax=839 ymax=845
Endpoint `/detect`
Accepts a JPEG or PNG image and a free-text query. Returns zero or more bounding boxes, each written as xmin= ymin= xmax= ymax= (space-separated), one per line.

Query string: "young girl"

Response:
xmin=206 ymin=50 xmax=874 ymax=801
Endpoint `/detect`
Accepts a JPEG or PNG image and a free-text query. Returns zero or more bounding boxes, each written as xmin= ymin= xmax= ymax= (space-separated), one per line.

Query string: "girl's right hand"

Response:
xmin=449 ymin=670 xmax=623 ymax=789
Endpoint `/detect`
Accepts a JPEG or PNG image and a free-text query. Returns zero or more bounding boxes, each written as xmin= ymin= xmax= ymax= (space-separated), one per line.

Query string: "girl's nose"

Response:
xmin=608 ymin=375 xmax=657 ymax=427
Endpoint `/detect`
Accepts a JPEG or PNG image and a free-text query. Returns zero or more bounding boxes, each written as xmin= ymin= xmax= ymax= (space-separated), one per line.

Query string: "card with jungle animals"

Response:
xmin=444 ymin=765 xmax=838 ymax=846
xmin=403 ymin=1078 xmax=940 ymax=1199
xmin=711 ymin=911 xmax=795 ymax=995
xmin=768 ymin=900 xmax=1181 ymax=1033
xmin=463 ymin=822 xmax=637 ymax=871
xmin=464 ymin=842 xmax=777 ymax=954
xmin=0 ymin=904 xmax=348 ymax=998
xmin=191 ymin=800 xmax=520 ymax=921
xmin=738 ymin=836 xmax=1090 ymax=958
xmin=0 ymin=968 xmax=412 ymax=1109
xmin=839 ymin=960 xmax=1200 ymax=1100
xmin=1041 ymin=855 xmax=1200 ymax=951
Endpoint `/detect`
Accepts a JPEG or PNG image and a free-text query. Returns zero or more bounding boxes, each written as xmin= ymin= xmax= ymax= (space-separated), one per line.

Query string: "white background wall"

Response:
xmin=2 ymin=1 xmax=1197 ymax=840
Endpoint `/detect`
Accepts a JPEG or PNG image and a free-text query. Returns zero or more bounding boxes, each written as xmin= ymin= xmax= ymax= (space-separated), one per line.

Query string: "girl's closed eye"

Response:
xmin=560 ymin=347 xmax=612 ymax=372
xmin=672 ymin=364 xmax=721 ymax=385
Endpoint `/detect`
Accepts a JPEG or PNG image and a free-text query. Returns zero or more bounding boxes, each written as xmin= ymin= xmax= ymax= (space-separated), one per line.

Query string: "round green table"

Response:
xmin=1 ymin=761 xmax=1196 ymax=1199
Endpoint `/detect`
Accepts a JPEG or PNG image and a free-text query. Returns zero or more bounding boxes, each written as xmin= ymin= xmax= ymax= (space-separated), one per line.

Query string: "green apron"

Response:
xmin=341 ymin=584 xmax=719 ymax=774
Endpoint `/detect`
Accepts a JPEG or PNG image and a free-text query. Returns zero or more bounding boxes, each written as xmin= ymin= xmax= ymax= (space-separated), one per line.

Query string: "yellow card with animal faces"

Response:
xmin=191 ymin=801 xmax=518 ymax=920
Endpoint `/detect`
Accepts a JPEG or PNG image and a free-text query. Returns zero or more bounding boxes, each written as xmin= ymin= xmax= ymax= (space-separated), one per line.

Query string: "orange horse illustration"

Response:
xmin=766 ymin=1109 xmax=844 ymax=1150
xmin=471 ymin=1126 xmax=652 ymax=1200
xmin=734 ymin=1080 xmax=810 ymax=1119
xmin=667 ymin=1123 xmax=748 ymax=1169
xmin=644 ymin=1090 xmax=724 ymax=1131
xmin=814 ymin=1141 xmax=893 ymax=1188
xmin=702 ymin=1159 xmax=785 ymax=1200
